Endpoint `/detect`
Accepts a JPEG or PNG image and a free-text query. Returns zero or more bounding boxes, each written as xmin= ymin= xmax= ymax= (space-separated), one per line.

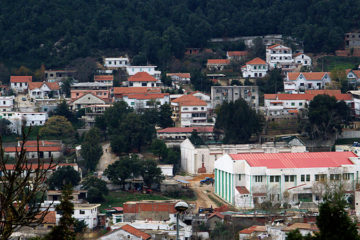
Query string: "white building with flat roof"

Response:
xmin=0 ymin=96 xmax=15 ymax=112
xmin=0 ymin=111 xmax=48 ymax=133
xmin=104 ymin=57 xmax=129 ymax=68
xmin=214 ymin=152 xmax=360 ymax=209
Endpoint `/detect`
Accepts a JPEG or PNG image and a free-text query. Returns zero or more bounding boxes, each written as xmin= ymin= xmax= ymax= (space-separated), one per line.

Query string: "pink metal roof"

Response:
xmin=229 ymin=152 xmax=357 ymax=169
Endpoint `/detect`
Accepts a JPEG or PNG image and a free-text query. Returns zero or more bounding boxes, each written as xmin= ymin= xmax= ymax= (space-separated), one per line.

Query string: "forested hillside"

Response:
xmin=0 ymin=0 xmax=359 ymax=69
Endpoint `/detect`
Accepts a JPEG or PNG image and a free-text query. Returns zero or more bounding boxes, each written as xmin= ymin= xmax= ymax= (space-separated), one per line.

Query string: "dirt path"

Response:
xmin=96 ymin=143 xmax=118 ymax=174
xmin=190 ymin=181 xmax=219 ymax=211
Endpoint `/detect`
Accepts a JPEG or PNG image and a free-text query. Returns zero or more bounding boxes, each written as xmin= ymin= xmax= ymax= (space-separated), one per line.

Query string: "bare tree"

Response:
xmin=0 ymin=127 xmax=56 ymax=240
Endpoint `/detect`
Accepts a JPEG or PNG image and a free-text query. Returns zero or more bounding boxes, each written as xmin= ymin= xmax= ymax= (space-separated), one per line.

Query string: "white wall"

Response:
xmin=104 ymin=58 xmax=129 ymax=68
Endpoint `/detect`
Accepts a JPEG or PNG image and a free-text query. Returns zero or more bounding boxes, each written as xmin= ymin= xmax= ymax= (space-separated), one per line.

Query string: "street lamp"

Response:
xmin=174 ymin=201 xmax=189 ymax=240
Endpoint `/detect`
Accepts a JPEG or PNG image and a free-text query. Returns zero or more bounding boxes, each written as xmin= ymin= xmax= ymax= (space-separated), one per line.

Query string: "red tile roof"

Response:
xmin=239 ymin=225 xmax=266 ymax=234
xmin=5 ymin=164 xmax=57 ymax=170
xmin=208 ymin=212 xmax=224 ymax=219
xmin=264 ymin=92 xmax=352 ymax=101
xmin=207 ymin=59 xmax=230 ymax=65
xmin=10 ymin=76 xmax=32 ymax=83
xmin=172 ymin=94 xmax=207 ymax=106
xmin=36 ymin=211 xmax=56 ymax=224
xmin=4 ymin=146 xmax=62 ymax=152
xmin=287 ymin=72 xmax=329 ymax=81
xmin=267 ymin=44 xmax=281 ymax=49
xmin=21 ymin=140 xmax=60 ymax=147
xmin=124 ymin=93 xmax=169 ymax=100
xmin=167 ymin=73 xmax=191 ymax=78
xmin=94 ymin=75 xmax=114 ymax=81
xmin=113 ymin=87 xmax=161 ymax=95
xmin=305 ymin=90 xmax=341 ymax=95
xmin=120 ymin=224 xmax=151 ymax=240
xmin=346 ymin=69 xmax=360 ymax=79
xmin=157 ymin=126 xmax=213 ymax=133
xmin=236 ymin=186 xmax=250 ymax=195
xmin=227 ymin=51 xmax=248 ymax=57
xmin=294 ymin=52 xmax=303 ymax=57
xmin=28 ymin=82 xmax=60 ymax=90
xmin=246 ymin=57 xmax=266 ymax=65
xmin=229 ymin=152 xmax=357 ymax=169
xmin=128 ymin=72 xmax=157 ymax=82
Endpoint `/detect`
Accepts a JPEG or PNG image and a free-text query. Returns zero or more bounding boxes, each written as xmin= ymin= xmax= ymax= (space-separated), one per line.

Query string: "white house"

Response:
xmin=241 ymin=58 xmax=268 ymax=78
xmin=207 ymin=59 xmax=230 ymax=71
xmin=100 ymin=224 xmax=151 ymax=240
xmin=10 ymin=76 xmax=32 ymax=93
xmin=0 ymin=111 xmax=48 ymax=134
xmin=171 ymin=94 xmax=208 ymax=127
xmin=294 ymin=53 xmax=312 ymax=67
xmin=264 ymin=90 xmax=353 ymax=117
xmin=126 ymin=66 xmax=161 ymax=80
xmin=158 ymin=164 xmax=173 ymax=177
xmin=284 ymin=72 xmax=331 ymax=93
xmin=166 ymin=73 xmax=191 ymax=86
xmin=0 ymin=96 xmax=15 ymax=112
xmin=348 ymin=90 xmax=360 ymax=117
xmin=104 ymin=57 xmax=129 ymax=68
xmin=4 ymin=140 xmax=63 ymax=159
xmin=214 ymin=152 xmax=360 ymax=208
xmin=122 ymin=93 xmax=170 ymax=110
xmin=127 ymin=72 xmax=162 ymax=87
xmin=346 ymin=69 xmax=360 ymax=84
xmin=70 ymin=93 xmax=106 ymax=110
xmin=56 ymin=203 xmax=100 ymax=229
xmin=266 ymin=44 xmax=294 ymax=70
xmin=28 ymin=82 xmax=60 ymax=99
xmin=180 ymin=138 xmax=306 ymax=175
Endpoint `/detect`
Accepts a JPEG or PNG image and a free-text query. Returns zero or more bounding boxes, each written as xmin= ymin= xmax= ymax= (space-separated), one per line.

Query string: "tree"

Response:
xmin=39 ymin=116 xmax=75 ymax=139
xmin=141 ymin=159 xmax=164 ymax=188
xmin=189 ymin=129 xmax=205 ymax=146
xmin=0 ymin=130 xmax=56 ymax=240
xmin=215 ymin=99 xmax=264 ymax=143
xmin=210 ymin=222 xmax=233 ymax=240
xmin=53 ymin=100 xmax=75 ymax=123
xmin=33 ymin=64 xmax=45 ymax=81
xmin=0 ymin=63 xmax=10 ymax=84
xmin=256 ymin=68 xmax=284 ymax=93
xmin=151 ymin=139 xmax=168 ymax=160
xmin=47 ymin=166 xmax=81 ymax=190
xmin=68 ymin=57 xmax=97 ymax=82
xmin=82 ymin=176 xmax=108 ymax=203
xmin=248 ymin=37 xmax=266 ymax=59
xmin=158 ymin=104 xmax=173 ymax=128
xmin=305 ymin=95 xmax=350 ymax=139
xmin=315 ymin=191 xmax=360 ymax=240
xmin=61 ymin=78 xmax=73 ymax=98
xmin=104 ymin=155 xmax=142 ymax=190
xmin=45 ymin=185 xmax=76 ymax=240
xmin=0 ymin=118 xmax=11 ymax=136
xmin=81 ymin=127 xmax=103 ymax=172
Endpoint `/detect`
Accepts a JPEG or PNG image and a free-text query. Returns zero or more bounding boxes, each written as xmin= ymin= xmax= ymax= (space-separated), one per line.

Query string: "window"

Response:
xmin=142 ymin=83 xmax=147 ymax=86
xmin=299 ymin=102 xmax=303 ymax=106
xmin=183 ymin=108 xmax=188 ymax=110
xmin=270 ymin=176 xmax=280 ymax=182
xmin=193 ymin=107 xmax=198 ymax=110
xmin=301 ymin=175 xmax=305 ymax=182
xmin=291 ymin=102 xmax=295 ymax=106
xmin=330 ymin=174 xmax=341 ymax=181
xmin=343 ymin=173 xmax=353 ymax=180
xmin=315 ymin=174 xmax=327 ymax=181
xmin=306 ymin=174 xmax=310 ymax=181
xmin=285 ymin=175 xmax=295 ymax=182
xmin=238 ymin=174 xmax=241 ymax=181
xmin=301 ymin=174 xmax=310 ymax=182
xmin=131 ymin=102 xmax=135 ymax=106
xmin=255 ymin=176 xmax=263 ymax=182
xmin=80 ymin=210 xmax=85 ymax=215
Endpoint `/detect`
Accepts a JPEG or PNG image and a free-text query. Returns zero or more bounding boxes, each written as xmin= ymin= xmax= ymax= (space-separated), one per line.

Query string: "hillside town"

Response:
xmin=3 ymin=32 xmax=360 ymax=240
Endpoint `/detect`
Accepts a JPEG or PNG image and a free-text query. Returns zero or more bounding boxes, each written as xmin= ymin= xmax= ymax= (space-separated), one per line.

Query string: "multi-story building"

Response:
xmin=211 ymin=86 xmax=259 ymax=109
xmin=70 ymin=93 xmax=106 ymax=110
xmin=10 ymin=76 xmax=32 ymax=93
xmin=104 ymin=57 xmax=129 ymax=68
xmin=294 ymin=53 xmax=312 ymax=67
xmin=94 ymin=75 xmax=114 ymax=84
xmin=266 ymin=44 xmax=294 ymax=70
xmin=166 ymin=73 xmax=191 ymax=86
xmin=207 ymin=59 xmax=230 ymax=71
xmin=70 ymin=82 xmax=112 ymax=101
xmin=264 ymin=90 xmax=353 ymax=117
xmin=0 ymin=96 xmax=15 ymax=112
xmin=181 ymin=138 xmax=306 ymax=175
xmin=126 ymin=66 xmax=161 ymax=80
xmin=0 ymin=111 xmax=48 ymax=133
xmin=45 ymin=69 xmax=75 ymax=82
xmin=171 ymin=94 xmax=208 ymax=127
xmin=284 ymin=72 xmax=331 ymax=93
xmin=241 ymin=58 xmax=268 ymax=78
xmin=345 ymin=32 xmax=360 ymax=49
xmin=56 ymin=204 xmax=100 ymax=229
xmin=127 ymin=72 xmax=162 ymax=87
xmin=122 ymin=93 xmax=170 ymax=110
xmin=226 ymin=51 xmax=248 ymax=61
xmin=28 ymin=82 xmax=60 ymax=99
xmin=215 ymin=152 xmax=360 ymax=208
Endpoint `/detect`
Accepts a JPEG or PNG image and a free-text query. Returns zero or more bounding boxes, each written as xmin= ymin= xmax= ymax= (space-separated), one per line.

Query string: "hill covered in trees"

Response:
xmin=0 ymin=0 xmax=359 ymax=69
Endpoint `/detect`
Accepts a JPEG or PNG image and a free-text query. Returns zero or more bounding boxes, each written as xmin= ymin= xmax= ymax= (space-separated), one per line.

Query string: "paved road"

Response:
xmin=96 ymin=143 xmax=118 ymax=174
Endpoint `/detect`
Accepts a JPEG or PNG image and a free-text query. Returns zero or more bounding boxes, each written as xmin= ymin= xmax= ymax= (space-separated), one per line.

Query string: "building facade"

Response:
xmin=214 ymin=152 xmax=360 ymax=208
xmin=241 ymin=58 xmax=268 ymax=78
xmin=207 ymin=59 xmax=230 ymax=71
xmin=0 ymin=96 xmax=15 ymax=112
xmin=126 ymin=66 xmax=161 ymax=80
xmin=28 ymin=82 xmax=60 ymax=99
xmin=284 ymin=72 xmax=331 ymax=93
xmin=294 ymin=53 xmax=312 ymax=67
xmin=0 ymin=111 xmax=48 ymax=133
xmin=70 ymin=82 xmax=112 ymax=101
xmin=122 ymin=93 xmax=170 ymax=110
xmin=211 ymin=86 xmax=259 ymax=109
xmin=266 ymin=44 xmax=294 ymax=70
xmin=104 ymin=57 xmax=129 ymax=68
xmin=127 ymin=72 xmax=162 ymax=87
xmin=10 ymin=76 xmax=32 ymax=93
